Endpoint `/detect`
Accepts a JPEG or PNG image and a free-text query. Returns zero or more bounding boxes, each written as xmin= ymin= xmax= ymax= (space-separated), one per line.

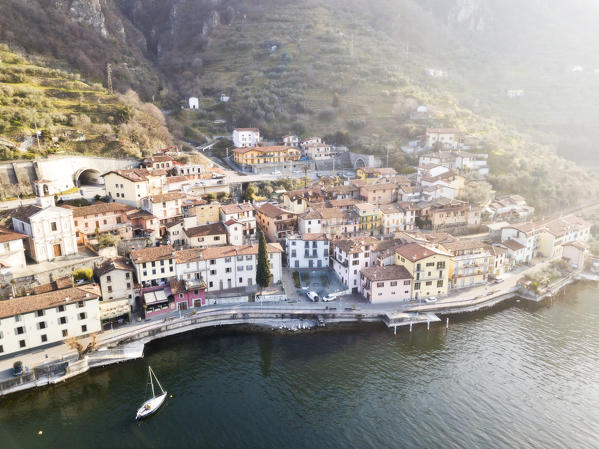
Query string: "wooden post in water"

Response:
xmin=394 ymin=325 xmax=397 ymax=335
xmin=409 ymin=322 xmax=412 ymax=333
xmin=427 ymin=321 xmax=430 ymax=331
xmin=446 ymin=317 xmax=449 ymax=329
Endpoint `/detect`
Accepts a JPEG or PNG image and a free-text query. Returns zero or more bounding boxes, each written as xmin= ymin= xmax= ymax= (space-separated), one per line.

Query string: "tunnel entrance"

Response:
xmin=75 ymin=168 xmax=103 ymax=186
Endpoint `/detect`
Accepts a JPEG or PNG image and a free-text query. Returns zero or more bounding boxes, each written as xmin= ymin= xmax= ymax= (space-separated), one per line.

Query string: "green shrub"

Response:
xmin=293 ymin=271 xmax=301 ymax=288
xmin=98 ymin=234 xmax=117 ymax=248
xmin=73 ymin=267 xmax=93 ymax=282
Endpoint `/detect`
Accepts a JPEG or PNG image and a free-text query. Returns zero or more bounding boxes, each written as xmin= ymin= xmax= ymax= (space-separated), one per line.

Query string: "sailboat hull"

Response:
xmin=136 ymin=392 xmax=167 ymax=420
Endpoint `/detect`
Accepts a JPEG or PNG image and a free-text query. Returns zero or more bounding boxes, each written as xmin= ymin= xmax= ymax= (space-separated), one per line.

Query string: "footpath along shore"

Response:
xmin=0 ymin=264 xmax=594 ymax=398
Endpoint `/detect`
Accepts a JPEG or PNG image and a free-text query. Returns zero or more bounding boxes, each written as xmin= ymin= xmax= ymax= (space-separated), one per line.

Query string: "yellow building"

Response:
xmin=233 ymin=146 xmax=301 ymax=165
xmin=353 ymin=203 xmax=381 ymax=234
xmin=355 ymin=167 xmax=398 ymax=184
xmin=442 ymin=240 xmax=490 ymax=289
xmin=394 ymin=243 xmax=451 ymax=299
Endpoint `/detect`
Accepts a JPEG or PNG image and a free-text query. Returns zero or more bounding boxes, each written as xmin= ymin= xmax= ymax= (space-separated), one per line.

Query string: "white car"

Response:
xmin=306 ymin=291 xmax=320 ymax=302
xmin=424 ymin=296 xmax=438 ymax=303
xmin=322 ymin=293 xmax=335 ymax=302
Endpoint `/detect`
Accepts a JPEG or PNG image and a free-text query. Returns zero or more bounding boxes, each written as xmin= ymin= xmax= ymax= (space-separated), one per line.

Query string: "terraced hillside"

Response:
xmin=0 ymin=46 xmax=172 ymax=160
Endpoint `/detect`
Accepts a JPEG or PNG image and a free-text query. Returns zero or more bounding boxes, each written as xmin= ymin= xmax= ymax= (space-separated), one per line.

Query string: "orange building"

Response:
xmin=233 ymin=146 xmax=301 ymax=166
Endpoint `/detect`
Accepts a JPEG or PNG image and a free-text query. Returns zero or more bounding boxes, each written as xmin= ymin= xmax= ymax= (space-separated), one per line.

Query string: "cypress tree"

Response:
xmin=256 ymin=229 xmax=272 ymax=291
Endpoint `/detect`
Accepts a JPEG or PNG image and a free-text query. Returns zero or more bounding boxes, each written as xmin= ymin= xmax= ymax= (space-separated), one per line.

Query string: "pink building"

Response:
xmin=360 ymin=265 xmax=413 ymax=303
xmin=141 ymin=280 xmax=206 ymax=318
xmin=66 ymin=202 xmax=134 ymax=245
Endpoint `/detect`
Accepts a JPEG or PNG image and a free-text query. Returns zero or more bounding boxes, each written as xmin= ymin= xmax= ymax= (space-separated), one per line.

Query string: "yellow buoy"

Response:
xmin=38 ymin=430 xmax=43 ymax=435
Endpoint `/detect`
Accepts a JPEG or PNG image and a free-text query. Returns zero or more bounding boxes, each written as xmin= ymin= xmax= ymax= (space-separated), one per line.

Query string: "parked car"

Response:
xmin=322 ymin=293 xmax=335 ymax=302
xmin=424 ymin=296 xmax=438 ymax=303
xmin=306 ymin=291 xmax=320 ymax=302
xmin=494 ymin=278 xmax=504 ymax=284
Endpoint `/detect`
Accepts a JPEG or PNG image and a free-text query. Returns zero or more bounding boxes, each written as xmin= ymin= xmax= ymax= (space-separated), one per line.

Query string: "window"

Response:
xmin=125 ymin=272 xmax=130 ymax=279
xmin=81 ymin=325 xmax=88 ymax=333
xmin=238 ymin=266 xmax=244 ymax=271
xmin=15 ymin=315 xmax=21 ymax=322
xmin=107 ymin=286 xmax=113 ymax=293
xmin=78 ymin=301 xmax=84 ymax=308
xmin=38 ymin=321 xmax=46 ymax=330
xmin=51 ymin=222 xmax=57 ymax=231
xmin=15 ymin=326 xmax=24 ymax=335
xmin=41 ymin=334 xmax=48 ymax=343
xmin=377 ymin=282 xmax=384 ymax=287
xmin=426 ymin=281 xmax=432 ymax=286
xmin=210 ymin=270 xmax=216 ymax=275
xmin=437 ymin=280 xmax=444 ymax=287
xmin=59 ymin=317 xmax=67 ymax=325
xmin=391 ymin=281 xmax=397 ymax=286
xmin=58 ymin=305 xmax=65 ymax=312
xmin=62 ymin=329 xmax=68 ymax=337
xmin=36 ymin=310 xmax=44 ymax=317
xmin=436 ymin=261 xmax=446 ymax=269
xmin=225 ymin=268 xmax=232 ymax=273
xmin=404 ymin=280 xmax=411 ymax=285
xmin=0 ymin=345 xmax=3 ymax=353
xmin=352 ymin=260 xmax=359 ymax=266
xmin=19 ymin=340 xmax=26 ymax=348
xmin=210 ymin=260 xmax=216 ymax=265
xmin=237 ymin=256 xmax=243 ymax=261
xmin=79 ymin=312 xmax=86 ymax=320
xmin=426 ymin=262 xmax=435 ymax=267
xmin=414 ymin=282 xmax=421 ymax=291
xmin=225 ymin=257 xmax=231 ymax=263
xmin=107 ymin=275 xmax=111 ymax=282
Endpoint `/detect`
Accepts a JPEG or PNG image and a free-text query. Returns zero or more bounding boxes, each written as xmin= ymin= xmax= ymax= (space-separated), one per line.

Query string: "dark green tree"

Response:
xmin=256 ymin=229 xmax=272 ymax=291
xmin=242 ymin=183 xmax=257 ymax=202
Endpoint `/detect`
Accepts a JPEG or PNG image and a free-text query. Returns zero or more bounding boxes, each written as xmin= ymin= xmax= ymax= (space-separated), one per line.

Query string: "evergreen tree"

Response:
xmin=256 ymin=229 xmax=272 ymax=291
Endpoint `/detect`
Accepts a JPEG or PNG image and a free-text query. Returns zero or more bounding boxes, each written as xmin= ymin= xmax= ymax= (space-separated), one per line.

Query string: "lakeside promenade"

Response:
xmin=0 ymin=259 xmax=588 ymax=397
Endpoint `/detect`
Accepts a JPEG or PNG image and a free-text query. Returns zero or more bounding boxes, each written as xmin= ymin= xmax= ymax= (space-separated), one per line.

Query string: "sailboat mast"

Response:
xmin=149 ymin=367 xmax=155 ymax=398
xmin=153 ymin=370 xmax=166 ymax=394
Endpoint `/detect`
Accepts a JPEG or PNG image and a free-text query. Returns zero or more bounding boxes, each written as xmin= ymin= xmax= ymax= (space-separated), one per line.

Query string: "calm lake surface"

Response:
xmin=1 ymin=283 xmax=599 ymax=449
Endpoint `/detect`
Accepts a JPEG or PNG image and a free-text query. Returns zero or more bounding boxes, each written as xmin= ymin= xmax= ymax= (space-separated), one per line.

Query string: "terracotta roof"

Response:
xmin=11 ymin=205 xmax=42 ymax=223
xmin=361 ymin=265 xmax=413 ymax=282
xmin=175 ymin=243 xmax=283 ymax=264
xmin=224 ymin=219 xmax=241 ymax=226
xmin=0 ymin=226 xmax=27 ymax=243
xmin=394 ymin=242 xmax=450 ymax=261
xmin=32 ymin=276 xmax=74 ymax=295
xmin=144 ymin=155 xmax=174 ymax=163
xmin=166 ymin=176 xmax=188 ymax=184
xmin=327 ymin=199 xmax=358 ymax=208
xmin=258 ymin=203 xmax=293 ymax=219
xmin=232 ymin=145 xmax=297 ymax=154
xmin=0 ymin=285 xmax=100 ymax=319
xmin=130 ymin=245 xmax=175 ymax=264
xmin=502 ymin=239 xmax=526 ymax=251
xmin=332 ymin=236 xmax=379 ymax=254
xmin=94 ymin=257 xmax=134 ymax=278
xmin=354 ymin=202 xmax=379 ymax=213
xmin=64 ymin=202 xmax=133 ymax=218
xmin=126 ymin=209 xmax=155 ymax=220
xmin=184 ymin=222 xmax=227 ymax=238
xmin=442 ymin=239 xmax=487 ymax=253
xmin=300 ymin=233 xmax=328 ymax=241
xmin=148 ymin=192 xmax=186 ymax=202
xmin=220 ymin=202 xmax=255 ymax=215
xmin=103 ymin=168 xmax=152 ymax=183
xmin=360 ymin=182 xmax=397 ymax=192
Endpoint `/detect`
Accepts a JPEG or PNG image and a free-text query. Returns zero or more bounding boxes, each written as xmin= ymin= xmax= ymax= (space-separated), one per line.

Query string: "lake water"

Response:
xmin=1 ymin=283 xmax=599 ymax=449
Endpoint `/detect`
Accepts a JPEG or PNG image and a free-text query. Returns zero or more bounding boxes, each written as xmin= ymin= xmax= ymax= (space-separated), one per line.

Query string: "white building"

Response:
xmin=232 ymin=128 xmax=260 ymax=148
xmin=130 ymin=245 xmax=176 ymax=287
xmin=331 ymin=237 xmax=379 ymax=293
xmin=0 ymin=226 xmax=27 ymax=269
xmin=141 ymin=192 xmax=186 ymax=224
xmin=360 ymin=265 xmax=413 ymax=303
xmin=220 ymin=203 xmax=257 ymax=239
xmin=425 ymin=128 xmax=461 ymax=149
xmin=175 ymin=243 xmax=283 ymax=292
xmin=94 ymin=257 xmax=136 ymax=321
xmin=282 ymin=135 xmax=299 ymax=147
xmin=11 ymin=197 xmax=78 ymax=263
xmin=103 ymin=169 xmax=166 ymax=208
xmin=189 ymin=97 xmax=199 ymax=109
xmin=0 ymin=285 xmax=101 ymax=356
xmin=286 ymin=233 xmax=329 ymax=269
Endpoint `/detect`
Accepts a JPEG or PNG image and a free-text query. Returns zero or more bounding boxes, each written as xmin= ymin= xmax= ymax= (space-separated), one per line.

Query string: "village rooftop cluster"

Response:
xmin=0 ymin=126 xmax=591 ymax=358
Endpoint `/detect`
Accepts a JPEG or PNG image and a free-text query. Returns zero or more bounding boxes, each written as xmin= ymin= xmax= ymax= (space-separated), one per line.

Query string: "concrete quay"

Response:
xmin=0 ymin=270 xmax=591 ymax=398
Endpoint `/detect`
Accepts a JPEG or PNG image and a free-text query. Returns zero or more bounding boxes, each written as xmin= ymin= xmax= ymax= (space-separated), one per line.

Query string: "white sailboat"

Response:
xmin=136 ymin=366 xmax=167 ymax=420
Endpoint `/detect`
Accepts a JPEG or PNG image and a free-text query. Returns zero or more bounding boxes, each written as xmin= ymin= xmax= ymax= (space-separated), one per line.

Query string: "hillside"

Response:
xmin=0 ymin=46 xmax=172 ymax=159
xmin=0 ymin=0 xmax=598 ymax=213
